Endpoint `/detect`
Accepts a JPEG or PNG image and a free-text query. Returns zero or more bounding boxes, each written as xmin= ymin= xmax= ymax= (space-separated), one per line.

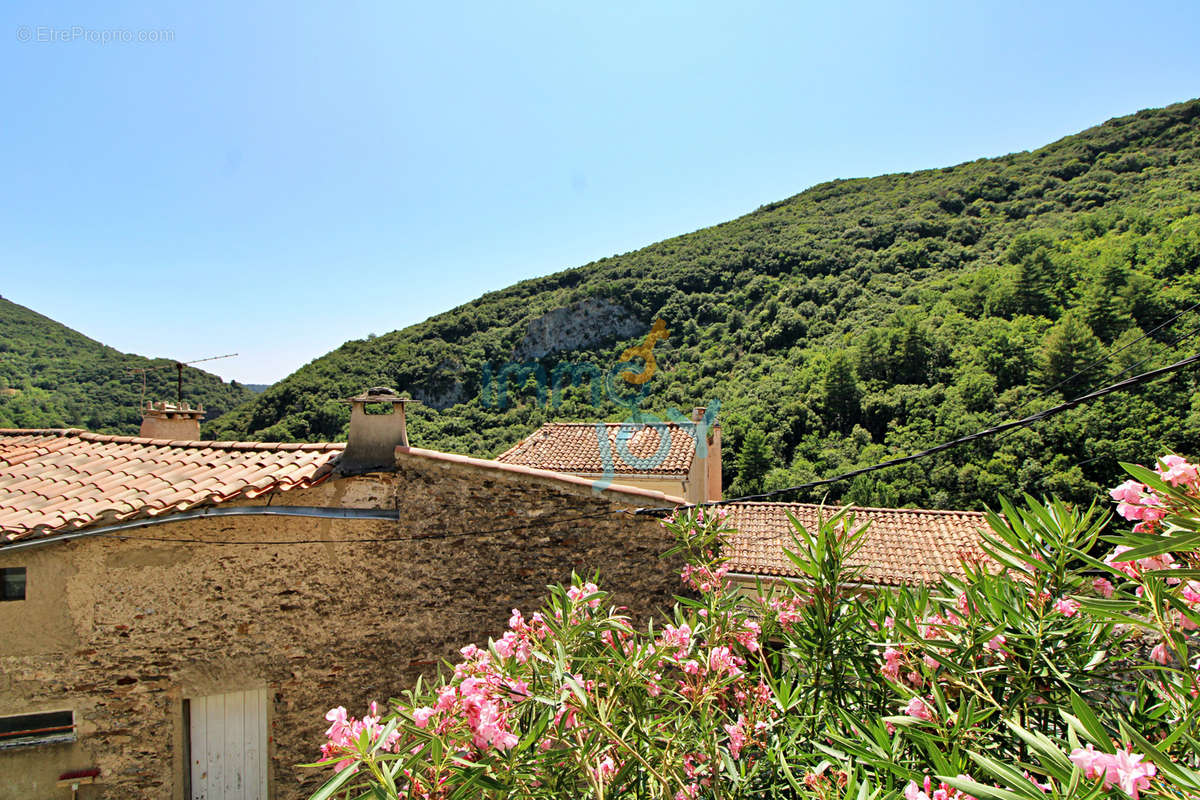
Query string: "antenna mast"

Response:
xmin=128 ymin=353 xmax=238 ymax=410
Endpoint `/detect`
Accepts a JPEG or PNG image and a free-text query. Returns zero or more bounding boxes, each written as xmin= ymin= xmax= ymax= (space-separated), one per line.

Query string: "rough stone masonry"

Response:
xmin=0 ymin=454 xmax=683 ymax=800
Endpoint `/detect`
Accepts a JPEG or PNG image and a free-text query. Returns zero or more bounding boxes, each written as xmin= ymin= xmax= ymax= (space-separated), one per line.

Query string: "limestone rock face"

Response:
xmin=512 ymin=298 xmax=644 ymax=361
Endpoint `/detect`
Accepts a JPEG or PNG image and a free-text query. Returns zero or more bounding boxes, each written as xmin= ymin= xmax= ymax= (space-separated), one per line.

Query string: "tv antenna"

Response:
xmin=128 ymin=353 xmax=238 ymax=408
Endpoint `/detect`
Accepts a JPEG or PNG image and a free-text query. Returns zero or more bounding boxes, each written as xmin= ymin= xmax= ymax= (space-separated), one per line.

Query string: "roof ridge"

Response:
xmin=540 ymin=421 xmax=697 ymax=428
xmin=78 ymin=432 xmax=346 ymax=451
xmin=724 ymin=500 xmax=986 ymax=517
xmin=0 ymin=428 xmax=345 ymax=452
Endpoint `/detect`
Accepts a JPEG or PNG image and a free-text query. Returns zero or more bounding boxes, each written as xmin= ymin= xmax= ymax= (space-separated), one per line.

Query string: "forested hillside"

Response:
xmin=210 ymin=99 xmax=1200 ymax=510
xmin=0 ymin=297 xmax=255 ymax=434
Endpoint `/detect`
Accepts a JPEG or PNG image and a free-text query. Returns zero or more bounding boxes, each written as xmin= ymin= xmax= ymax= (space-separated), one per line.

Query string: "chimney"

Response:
xmin=691 ymin=405 xmax=722 ymax=502
xmin=341 ymin=387 xmax=418 ymax=472
xmin=139 ymin=401 xmax=205 ymax=440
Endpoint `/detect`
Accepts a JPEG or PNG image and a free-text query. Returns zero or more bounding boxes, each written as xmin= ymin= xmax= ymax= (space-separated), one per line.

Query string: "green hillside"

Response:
xmin=0 ymin=297 xmax=255 ymax=435
xmin=210 ymin=99 xmax=1200 ymax=509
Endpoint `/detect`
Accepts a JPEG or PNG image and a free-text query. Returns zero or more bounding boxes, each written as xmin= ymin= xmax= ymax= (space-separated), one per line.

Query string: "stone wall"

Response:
xmin=0 ymin=457 xmax=682 ymax=799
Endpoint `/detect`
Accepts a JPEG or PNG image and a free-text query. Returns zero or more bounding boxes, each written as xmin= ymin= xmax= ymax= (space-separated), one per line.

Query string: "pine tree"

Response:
xmin=1078 ymin=258 xmax=1130 ymax=342
xmin=1037 ymin=313 xmax=1105 ymax=396
xmin=821 ymin=351 xmax=862 ymax=433
xmin=733 ymin=428 xmax=773 ymax=496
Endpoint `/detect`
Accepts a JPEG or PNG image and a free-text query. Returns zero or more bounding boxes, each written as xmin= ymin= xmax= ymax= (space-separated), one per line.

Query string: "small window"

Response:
xmin=1 ymin=567 xmax=25 ymax=601
xmin=0 ymin=710 xmax=75 ymax=749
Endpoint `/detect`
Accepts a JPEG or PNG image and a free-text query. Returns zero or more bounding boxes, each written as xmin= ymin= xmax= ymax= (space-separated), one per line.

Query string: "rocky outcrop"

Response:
xmin=512 ymin=298 xmax=644 ymax=361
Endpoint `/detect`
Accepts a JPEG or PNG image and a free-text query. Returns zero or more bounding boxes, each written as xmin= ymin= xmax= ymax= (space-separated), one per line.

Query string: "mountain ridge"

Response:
xmin=0 ymin=295 xmax=255 ymax=434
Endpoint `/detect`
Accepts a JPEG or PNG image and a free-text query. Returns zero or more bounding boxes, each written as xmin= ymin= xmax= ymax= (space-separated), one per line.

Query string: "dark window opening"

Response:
xmin=1 ymin=567 xmax=25 ymax=601
xmin=0 ymin=710 xmax=75 ymax=748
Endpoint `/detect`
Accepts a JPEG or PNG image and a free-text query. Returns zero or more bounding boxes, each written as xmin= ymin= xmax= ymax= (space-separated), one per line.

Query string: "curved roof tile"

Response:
xmin=0 ymin=429 xmax=344 ymax=543
xmin=723 ymin=502 xmax=990 ymax=587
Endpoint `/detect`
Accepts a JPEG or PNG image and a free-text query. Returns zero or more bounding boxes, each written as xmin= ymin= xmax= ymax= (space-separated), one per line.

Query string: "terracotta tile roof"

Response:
xmin=723 ymin=502 xmax=989 ymax=587
xmin=0 ymin=429 xmax=343 ymax=543
xmin=495 ymin=422 xmax=698 ymax=476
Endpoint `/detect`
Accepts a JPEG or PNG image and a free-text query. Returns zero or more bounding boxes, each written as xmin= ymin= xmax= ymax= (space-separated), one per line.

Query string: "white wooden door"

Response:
xmin=188 ymin=689 xmax=269 ymax=800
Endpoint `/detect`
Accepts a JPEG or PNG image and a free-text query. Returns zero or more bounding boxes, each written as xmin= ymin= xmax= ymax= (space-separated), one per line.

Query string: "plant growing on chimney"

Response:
xmin=307 ymin=456 xmax=1200 ymax=800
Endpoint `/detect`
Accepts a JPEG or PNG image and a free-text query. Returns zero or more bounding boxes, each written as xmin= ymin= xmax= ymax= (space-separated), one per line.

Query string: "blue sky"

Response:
xmin=3 ymin=1 xmax=1199 ymax=383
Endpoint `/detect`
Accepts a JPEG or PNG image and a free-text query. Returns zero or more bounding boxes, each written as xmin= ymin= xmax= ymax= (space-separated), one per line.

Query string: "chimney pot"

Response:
xmin=139 ymin=401 xmax=205 ymax=440
xmin=340 ymin=387 xmax=418 ymax=472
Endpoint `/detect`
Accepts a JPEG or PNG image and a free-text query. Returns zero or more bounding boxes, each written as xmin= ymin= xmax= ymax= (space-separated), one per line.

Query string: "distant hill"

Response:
xmin=0 ymin=297 xmax=255 ymax=435
xmin=209 ymin=99 xmax=1200 ymax=509
xmin=244 ymin=383 xmax=272 ymax=394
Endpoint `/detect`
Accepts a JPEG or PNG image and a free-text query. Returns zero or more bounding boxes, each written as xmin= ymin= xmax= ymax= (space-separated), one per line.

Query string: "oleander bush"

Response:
xmin=308 ymin=454 xmax=1200 ymax=799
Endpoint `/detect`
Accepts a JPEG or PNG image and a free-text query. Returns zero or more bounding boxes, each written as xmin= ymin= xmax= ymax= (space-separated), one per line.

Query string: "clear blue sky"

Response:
xmin=3 ymin=1 xmax=1199 ymax=383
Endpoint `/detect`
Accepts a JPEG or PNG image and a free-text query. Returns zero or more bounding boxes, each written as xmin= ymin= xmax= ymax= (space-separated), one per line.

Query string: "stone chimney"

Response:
xmin=691 ymin=405 xmax=722 ymax=502
xmin=139 ymin=401 xmax=205 ymax=440
xmin=340 ymin=387 xmax=418 ymax=472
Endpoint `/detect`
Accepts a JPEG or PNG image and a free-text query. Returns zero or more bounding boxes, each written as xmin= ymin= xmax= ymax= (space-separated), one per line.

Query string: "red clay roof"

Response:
xmin=496 ymin=422 xmax=698 ymax=476
xmin=0 ymin=429 xmax=343 ymax=543
xmin=723 ymin=502 xmax=989 ymax=587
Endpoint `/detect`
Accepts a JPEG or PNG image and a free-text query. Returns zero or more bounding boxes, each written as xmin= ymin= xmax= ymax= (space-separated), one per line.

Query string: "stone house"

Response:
xmin=0 ymin=392 xmax=687 ymax=800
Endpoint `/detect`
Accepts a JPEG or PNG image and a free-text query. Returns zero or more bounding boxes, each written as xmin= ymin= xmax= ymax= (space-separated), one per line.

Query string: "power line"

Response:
xmin=1021 ymin=300 xmax=1200 ymax=405
xmin=635 ymin=352 xmax=1200 ymax=516
xmin=985 ymin=316 xmax=1200 ymax=454
xmin=1108 ymin=318 xmax=1200 ymax=383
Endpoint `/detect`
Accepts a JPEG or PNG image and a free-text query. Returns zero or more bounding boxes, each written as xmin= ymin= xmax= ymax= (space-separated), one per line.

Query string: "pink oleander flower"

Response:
xmin=1093 ymin=577 xmax=1115 ymax=598
xmin=904 ymin=696 xmax=934 ymax=721
xmin=733 ymin=619 xmax=761 ymax=652
xmin=723 ymin=715 xmax=747 ymax=759
xmin=1023 ymin=770 xmax=1051 ymax=793
xmin=955 ymin=592 xmax=972 ymax=615
xmin=1150 ymin=642 xmax=1171 ymax=665
xmin=1156 ymin=454 xmax=1199 ymax=488
xmin=707 ymin=646 xmax=743 ymax=678
xmin=768 ymin=596 xmax=806 ymax=629
xmin=1110 ymin=477 xmax=1170 ymax=531
xmin=1110 ymin=479 xmax=1146 ymax=505
xmin=881 ymin=646 xmax=905 ymax=680
xmin=905 ymin=775 xmax=977 ymax=800
xmin=675 ymin=784 xmax=700 ymax=800
xmin=1106 ymin=546 xmax=1141 ymax=580
xmin=1070 ymin=744 xmax=1157 ymax=799
xmin=660 ymin=622 xmax=692 ymax=656
xmin=1183 ymin=580 xmax=1200 ymax=608
xmin=411 ymin=706 xmax=434 ymax=728
xmin=589 ymin=754 xmax=617 ymax=785
xmin=566 ymin=582 xmax=602 ymax=610
xmin=984 ymin=634 xmax=1007 ymax=660
xmin=1053 ymin=597 xmax=1081 ymax=617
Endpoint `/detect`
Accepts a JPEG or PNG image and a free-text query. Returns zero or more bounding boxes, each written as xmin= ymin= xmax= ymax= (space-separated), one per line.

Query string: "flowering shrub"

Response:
xmin=308 ymin=455 xmax=1200 ymax=800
